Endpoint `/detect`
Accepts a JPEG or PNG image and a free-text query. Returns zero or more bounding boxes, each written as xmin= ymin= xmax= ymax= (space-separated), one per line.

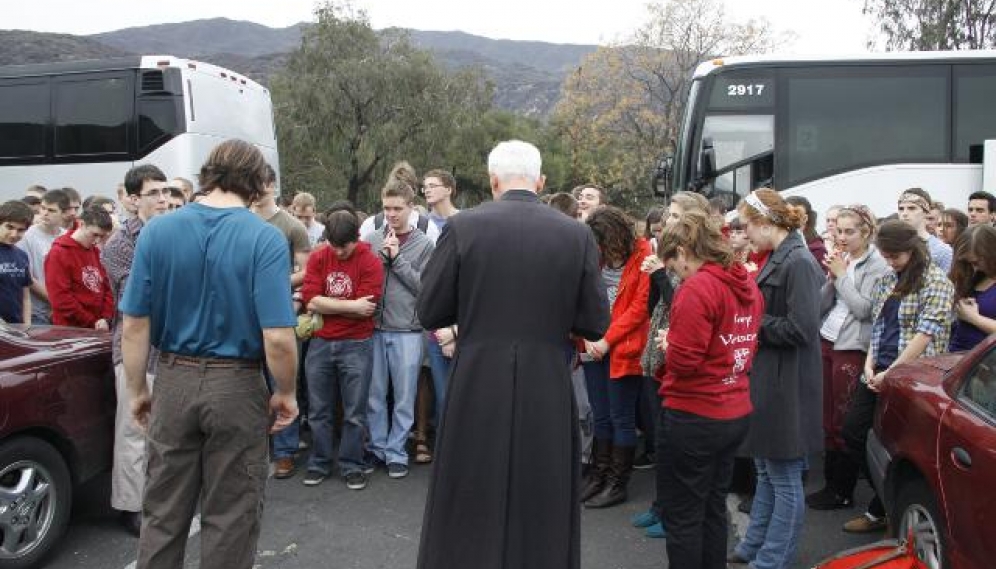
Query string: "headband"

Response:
xmin=744 ymin=192 xmax=772 ymax=218
xmin=838 ymin=204 xmax=877 ymax=231
xmin=898 ymin=193 xmax=931 ymax=213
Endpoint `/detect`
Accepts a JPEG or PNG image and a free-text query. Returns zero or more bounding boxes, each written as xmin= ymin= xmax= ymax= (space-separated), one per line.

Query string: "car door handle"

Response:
xmin=951 ymin=447 xmax=973 ymax=469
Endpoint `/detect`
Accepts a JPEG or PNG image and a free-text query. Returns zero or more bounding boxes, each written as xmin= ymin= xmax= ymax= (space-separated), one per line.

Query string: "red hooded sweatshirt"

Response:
xmin=44 ymin=233 xmax=114 ymax=328
xmin=660 ymin=262 xmax=764 ymax=420
xmin=301 ymin=241 xmax=384 ymax=341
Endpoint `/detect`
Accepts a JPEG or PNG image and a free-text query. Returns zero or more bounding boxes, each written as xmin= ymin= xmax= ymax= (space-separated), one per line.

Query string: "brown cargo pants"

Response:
xmin=137 ymin=355 xmax=269 ymax=569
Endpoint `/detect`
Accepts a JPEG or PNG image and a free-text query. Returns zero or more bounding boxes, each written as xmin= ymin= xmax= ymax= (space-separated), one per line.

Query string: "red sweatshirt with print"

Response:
xmin=660 ymin=262 xmax=764 ymax=420
xmin=44 ymin=233 xmax=114 ymax=328
xmin=301 ymin=241 xmax=384 ymax=340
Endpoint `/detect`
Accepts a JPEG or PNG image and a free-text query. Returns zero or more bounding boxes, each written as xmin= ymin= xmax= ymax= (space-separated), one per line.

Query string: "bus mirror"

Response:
xmin=652 ymin=155 xmax=673 ymax=198
xmin=700 ymin=137 xmax=716 ymax=180
xmin=984 ymin=140 xmax=996 ymax=196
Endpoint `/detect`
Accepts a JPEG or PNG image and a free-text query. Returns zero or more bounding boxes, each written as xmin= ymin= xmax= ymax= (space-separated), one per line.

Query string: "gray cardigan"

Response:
xmin=362 ymin=227 xmax=435 ymax=331
xmin=819 ymin=246 xmax=890 ymax=352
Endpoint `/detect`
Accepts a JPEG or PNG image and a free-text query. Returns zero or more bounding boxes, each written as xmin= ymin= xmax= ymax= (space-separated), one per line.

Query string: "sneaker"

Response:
xmin=630 ymin=510 xmax=659 ymax=528
xmin=843 ymin=513 xmax=888 ymax=533
xmin=273 ymin=457 xmax=296 ymax=479
xmin=644 ymin=521 xmax=666 ymax=539
xmin=633 ymin=452 xmax=656 ymax=470
xmin=302 ymin=470 xmax=326 ymax=487
xmin=387 ymin=463 xmax=409 ymax=478
xmin=806 ymin=487 xmax=853 ymax=510
xmin=345 ymin=471 xmax=368 ymax=490
xmin=362 ymin=454 xmax=385 ymax=475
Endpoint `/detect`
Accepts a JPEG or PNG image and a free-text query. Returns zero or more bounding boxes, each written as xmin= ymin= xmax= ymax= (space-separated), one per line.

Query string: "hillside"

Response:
xmin=0 ymin=29 xmax=128 ymax=66
xmin=0 ymin=19 xmax=597 ymax=117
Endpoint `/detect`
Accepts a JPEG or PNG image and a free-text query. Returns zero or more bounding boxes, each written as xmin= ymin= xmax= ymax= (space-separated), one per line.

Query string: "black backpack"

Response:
xmin=373 ymin=212 xmax=431 ymax=234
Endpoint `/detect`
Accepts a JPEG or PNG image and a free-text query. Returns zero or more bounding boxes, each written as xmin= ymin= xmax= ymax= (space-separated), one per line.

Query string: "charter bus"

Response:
xmin=654 ymin=50 xmax=996 ymax=224
xmin=0 ymin=55 xmax=279 ymax=201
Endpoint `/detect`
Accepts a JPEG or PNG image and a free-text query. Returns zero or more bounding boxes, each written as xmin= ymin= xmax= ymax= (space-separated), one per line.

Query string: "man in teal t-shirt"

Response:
xmin=120 ymin=140 xmax=298 ymax=569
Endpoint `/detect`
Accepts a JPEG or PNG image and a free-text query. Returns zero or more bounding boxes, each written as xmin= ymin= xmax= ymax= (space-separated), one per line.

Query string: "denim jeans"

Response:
xmin=424 ymin=332 xmax=451 ymax=428
xmin=265 ymin=363 xmax=299 ymax=461
xmin=734 ymin=457 xmax=808 ymax=569
xmin=658 ymin=408 xmax=749 ymax=569
xmin=368 ymin=331 xmax=423 ymax=466
xmin=305 ymin=337 xmax=372 ymax=476
xmin=582 ymin=357 xmax=642 ymax=447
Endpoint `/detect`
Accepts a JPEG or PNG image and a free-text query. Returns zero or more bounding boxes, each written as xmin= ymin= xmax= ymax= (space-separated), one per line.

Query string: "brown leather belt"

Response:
xmin=160 ymin=353 xmax=260 ymax=369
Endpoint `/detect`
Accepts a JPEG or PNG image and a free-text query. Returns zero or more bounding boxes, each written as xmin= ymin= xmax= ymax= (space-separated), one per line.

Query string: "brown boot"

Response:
xmin=585 ymin=445 xmax=634 ymax=509
xmin=580 ymin=439 xmax=612 ymax=502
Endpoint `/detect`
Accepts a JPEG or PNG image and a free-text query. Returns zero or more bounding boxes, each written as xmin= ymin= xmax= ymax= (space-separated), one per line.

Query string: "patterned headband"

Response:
xmin=838 ymin=204 xmax=877 ymax=232
xmin=898 ymin=193 xmax=931 ymax=212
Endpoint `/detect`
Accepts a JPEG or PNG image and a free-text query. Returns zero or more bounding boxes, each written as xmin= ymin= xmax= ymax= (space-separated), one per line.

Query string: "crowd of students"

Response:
xmin=3 ymin=166 xmax=996 ymax=569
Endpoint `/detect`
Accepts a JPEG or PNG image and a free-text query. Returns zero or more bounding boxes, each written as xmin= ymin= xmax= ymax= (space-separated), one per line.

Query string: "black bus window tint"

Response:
xmin=954 ymin=65 xmax=996 ymax=163
xmin=783 ymin=67 xmax=948 ymax=188
xmin=138 ymin=98 xmax=180 ymax=154
xmin=54 ymin=76 xmax=132 ymax=156
xmin=0 ymin=82 xmax=48 ymax=159
xmin=701 ymin=115 xmax=774 ymax=171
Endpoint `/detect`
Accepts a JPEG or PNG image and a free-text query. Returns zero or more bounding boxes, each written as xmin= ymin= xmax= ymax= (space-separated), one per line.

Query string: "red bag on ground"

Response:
xmin=811 ymin=537 xmax=929 ymax=569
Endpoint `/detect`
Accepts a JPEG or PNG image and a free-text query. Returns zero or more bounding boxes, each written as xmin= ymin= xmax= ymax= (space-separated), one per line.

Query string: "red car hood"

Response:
xmin=0 ymin=323 xmax=111 ymax=372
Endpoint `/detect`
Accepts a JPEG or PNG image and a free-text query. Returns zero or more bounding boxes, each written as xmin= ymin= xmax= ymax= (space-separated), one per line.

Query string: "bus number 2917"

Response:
xmin=727 ymin=84 xmax=765 ymax=97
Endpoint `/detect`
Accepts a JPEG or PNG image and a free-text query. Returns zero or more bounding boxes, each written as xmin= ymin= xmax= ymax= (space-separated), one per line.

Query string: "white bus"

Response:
xmin=655 ymin=50 xmax=996 ymax=224
xmin=0 ymin=55 xmax=279 ymax=201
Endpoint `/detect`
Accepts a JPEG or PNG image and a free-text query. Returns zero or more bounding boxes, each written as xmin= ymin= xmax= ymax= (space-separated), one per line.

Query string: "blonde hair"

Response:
xmin=658 ymin=209 xmax=734 ymax=268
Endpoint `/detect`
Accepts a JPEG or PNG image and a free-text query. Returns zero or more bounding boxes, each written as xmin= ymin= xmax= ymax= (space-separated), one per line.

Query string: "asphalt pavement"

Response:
xmin=44 ymin=451 xmax=883 ymax=569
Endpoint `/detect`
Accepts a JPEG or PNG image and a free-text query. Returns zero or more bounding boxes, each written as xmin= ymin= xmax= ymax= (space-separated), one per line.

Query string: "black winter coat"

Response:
xmin=743 ymin=231 xmax=826 ymax=459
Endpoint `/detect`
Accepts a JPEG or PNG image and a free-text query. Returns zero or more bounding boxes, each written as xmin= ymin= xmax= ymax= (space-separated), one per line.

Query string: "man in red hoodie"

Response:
xmin=654 ymin=211 xmax=764 ymax=569
xmin=45 ymin=207 xmax=114 ymax=329
xmin=299 ymin=209 xmax=384 ymax=490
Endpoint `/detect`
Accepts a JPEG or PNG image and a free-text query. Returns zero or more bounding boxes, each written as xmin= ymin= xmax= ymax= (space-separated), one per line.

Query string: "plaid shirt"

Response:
xmin=100 ymin=215 xmax=158 ymax=371
xmin=869 ymin=262 xmax=954 ymax=363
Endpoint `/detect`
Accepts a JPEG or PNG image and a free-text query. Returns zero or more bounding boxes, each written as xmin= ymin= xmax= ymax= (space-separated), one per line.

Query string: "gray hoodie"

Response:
xmin=819 ymin=245 xmax=891 ymax=352
xmin=362 ymin=227 xmax=435 ymax=331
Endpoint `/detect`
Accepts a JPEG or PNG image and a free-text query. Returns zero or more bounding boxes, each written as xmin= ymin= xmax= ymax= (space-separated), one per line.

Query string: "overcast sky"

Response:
xmin=4 ymin=0 xmax=874 ymax=54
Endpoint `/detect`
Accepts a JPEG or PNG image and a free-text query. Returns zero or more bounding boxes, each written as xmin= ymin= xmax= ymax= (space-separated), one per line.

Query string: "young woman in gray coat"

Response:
xmin=729 ymin=189 xmax=825 ymax=569
xmin=809 ymin=205 xmax=889 ymax=510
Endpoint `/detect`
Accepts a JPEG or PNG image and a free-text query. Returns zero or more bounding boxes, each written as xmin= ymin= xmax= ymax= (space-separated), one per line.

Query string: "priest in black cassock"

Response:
xmin=415 ymin=140 xmax=610 ymax=569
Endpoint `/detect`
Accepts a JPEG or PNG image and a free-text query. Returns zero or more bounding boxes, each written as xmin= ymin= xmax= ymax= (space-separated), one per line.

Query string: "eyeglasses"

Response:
xmin=421 ymin=183 xmax=446 ymax=192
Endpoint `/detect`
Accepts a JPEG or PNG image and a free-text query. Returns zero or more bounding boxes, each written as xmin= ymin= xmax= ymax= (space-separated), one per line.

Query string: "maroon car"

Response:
xmin=0 ymin=323 xmax=114 ymax=569
xmin=868 ymin=334 xmax=996 ymax=569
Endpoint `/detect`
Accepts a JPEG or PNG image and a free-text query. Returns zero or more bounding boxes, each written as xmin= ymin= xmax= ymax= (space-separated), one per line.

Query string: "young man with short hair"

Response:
xmin=45 ymin=207 xmax=114 ymax=329
xmin=61 ymin=187 xmax=82 ymax=231
xmin=253 ymin=165 xmax=310 ymax=287
xmin=420 ymin=169 xmax=460 ymax=451
xmin=101 ymin=164 xmax=169 ymax=536
xmin=170 ymin=177 xmax=195 ymax=203
xmin=301 ymin=210 xmax=384 ymax=489
xmin=166 ymin=187 xmax=186 ymax=212
xmin=362 ymin=180 xmax=435 ymax=478
xmin=897 ymin=188 xmax=952 ymax=272
xmin=292 ymin=192 xmax=325 ymax=247
xmin=967 ymin=191 xmax=996 ymax=226
xmin=0 ymin=200 xmax=35 ymax=324
xmin=18 ymin=189 xmax=69 ymax=324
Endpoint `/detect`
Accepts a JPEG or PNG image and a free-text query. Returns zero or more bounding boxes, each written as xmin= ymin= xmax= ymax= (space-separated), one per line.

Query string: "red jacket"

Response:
xmin=604 ymin=238 xmax=652 ymax=379
xmin=660 ymin=262 xmax=764 ymax=420
xmin=301 ymin=241 xmax=384 ymax=341
xmin=44 ymin=233 xmax=114 ymax=328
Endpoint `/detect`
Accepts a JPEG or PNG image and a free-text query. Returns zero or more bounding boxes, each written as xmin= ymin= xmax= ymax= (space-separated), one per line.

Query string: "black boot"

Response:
xmin=807 ymin=450 xmax=853 ymax=510
xmin=580 ymin=439 xmax=612 ymax=502
xmin=585 ymin=445 xmax=634 ymax=509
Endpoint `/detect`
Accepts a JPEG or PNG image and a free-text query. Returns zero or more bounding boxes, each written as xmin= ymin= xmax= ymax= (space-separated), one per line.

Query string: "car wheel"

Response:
xmin=893 ymin=477 xmax=946 ymax=569
xmin=0 ymin=437 xmax=72 ymax=569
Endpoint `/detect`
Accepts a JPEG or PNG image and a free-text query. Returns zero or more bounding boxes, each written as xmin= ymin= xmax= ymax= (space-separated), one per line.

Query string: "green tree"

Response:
xmin=271 ymin=2 xmax=492 ymax=210
xmin=550 ymin=0 xmax=782 ymax=213
xmin=863 ymin=0 xmax=996 ymax=50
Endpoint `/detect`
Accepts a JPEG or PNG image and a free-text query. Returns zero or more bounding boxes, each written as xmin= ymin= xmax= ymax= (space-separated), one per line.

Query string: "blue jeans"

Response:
xmin=582 ymin=357 xmax=642 ymax=447
xmin=367 ymin=331 xmax=423 ymax=466
xmin=425 ymin=332 xmax=451 ymax=428
xmin=734 ymin=457 xmax=808 ymax=569
xmin=265 ymin=367 xmax=300 ymax=460
xmin=305 ymin=337 xmax=372 ymax=476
